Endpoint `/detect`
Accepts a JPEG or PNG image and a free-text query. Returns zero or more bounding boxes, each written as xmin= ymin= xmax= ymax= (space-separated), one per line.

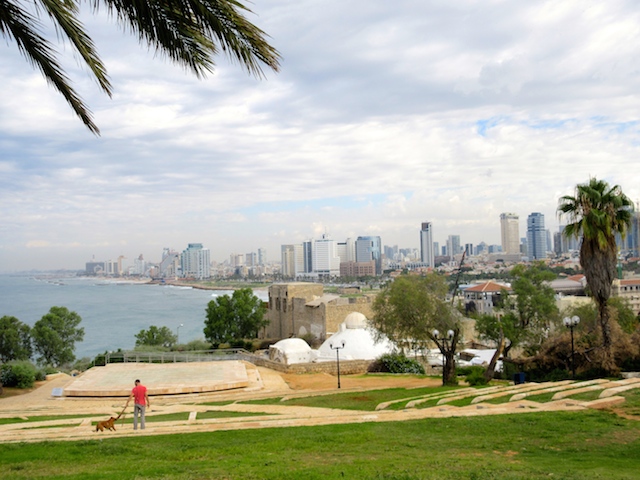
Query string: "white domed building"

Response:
xmin=315 ymin=312 xmax=396 ymax=362
xmin=268 ymin=338 xmax=313 ymax=364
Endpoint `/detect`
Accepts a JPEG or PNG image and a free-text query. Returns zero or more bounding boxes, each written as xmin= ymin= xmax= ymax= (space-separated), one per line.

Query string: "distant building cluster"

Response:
xmin=84 ymin=208 xmax=640 ymax=282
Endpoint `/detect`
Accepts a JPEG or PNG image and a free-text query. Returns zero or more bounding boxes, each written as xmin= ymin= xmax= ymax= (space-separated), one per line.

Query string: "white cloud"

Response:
xmin=1 ymin=1 xmax=640 ymax=270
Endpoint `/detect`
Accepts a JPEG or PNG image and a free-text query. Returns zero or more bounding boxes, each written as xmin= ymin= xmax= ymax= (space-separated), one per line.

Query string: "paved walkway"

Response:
xmin=0 ymin=365 xmax=635 ymax=444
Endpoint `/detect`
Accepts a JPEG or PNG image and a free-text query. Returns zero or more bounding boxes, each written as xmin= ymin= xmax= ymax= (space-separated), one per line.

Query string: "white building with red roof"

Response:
xmin=461 ymin=281 xmax=511 ymax=315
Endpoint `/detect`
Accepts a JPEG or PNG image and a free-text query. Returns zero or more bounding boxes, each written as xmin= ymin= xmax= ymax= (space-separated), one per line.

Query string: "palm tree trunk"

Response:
xmin=598 ymin=302 xmax=617 ymax=374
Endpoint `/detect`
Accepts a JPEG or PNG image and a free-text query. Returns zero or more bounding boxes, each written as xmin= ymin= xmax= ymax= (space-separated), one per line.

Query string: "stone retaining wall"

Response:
xmin=245 ymin=354 xmax=372 ymax=375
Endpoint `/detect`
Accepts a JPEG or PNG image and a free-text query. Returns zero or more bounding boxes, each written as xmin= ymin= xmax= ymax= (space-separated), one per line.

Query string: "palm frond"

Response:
xmin=39 ymin=0 xmax=112 ymax=95
xmin=99 ymin=0 xmax=280 ymax=78
xmin=0 ymin=0 xmax=100 ymax=133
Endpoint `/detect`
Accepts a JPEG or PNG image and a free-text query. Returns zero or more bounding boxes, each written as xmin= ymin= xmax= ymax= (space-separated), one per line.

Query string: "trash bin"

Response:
xmin=513 ymin=372 xmax=525 ymax=385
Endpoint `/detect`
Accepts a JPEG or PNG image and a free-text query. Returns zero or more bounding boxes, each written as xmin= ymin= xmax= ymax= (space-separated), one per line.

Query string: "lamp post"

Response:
xmin=177 ymin=323 xmax=184 ymax=345
xmin=563 ymin=315 xmax=580 ymax=378
xmin=329 ymin=340 xmax=346 ymax=389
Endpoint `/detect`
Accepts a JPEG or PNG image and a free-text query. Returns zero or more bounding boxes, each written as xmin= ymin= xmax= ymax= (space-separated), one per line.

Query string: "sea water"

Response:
xmin=0 ymin=275 xmax=268 ymax=359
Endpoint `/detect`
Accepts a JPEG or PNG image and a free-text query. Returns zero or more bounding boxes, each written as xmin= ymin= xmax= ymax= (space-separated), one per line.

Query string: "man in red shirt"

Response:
xmin=125 ymin=379 xmax=150 ymax=430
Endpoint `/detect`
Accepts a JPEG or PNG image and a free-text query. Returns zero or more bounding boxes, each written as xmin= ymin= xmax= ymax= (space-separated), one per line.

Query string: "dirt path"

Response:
xmin=1 ymin=368 xmax=635 ymax=444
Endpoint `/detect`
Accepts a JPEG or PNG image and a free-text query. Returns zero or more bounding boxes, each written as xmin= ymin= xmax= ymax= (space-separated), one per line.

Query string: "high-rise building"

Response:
xmin=355 ymin=236 xmax=382 ymax=275
xmin=159 ymin=248 xmax=180 ymax=278
xmin=257 ymin=248 xmax=267 ymax=266
xmin=303 ymin=241 xmax=313 ymax=273
xmin=500 ymin=213 xmax=520 ymax=254
xmin=420 ymin=222 xmax=434 ymax=267
xmin=181 ymin=243 xmax=210 ymax=279
xmin=337 ymin=238 xmax=356 ymax=264
xmin=281 ymin=245 xmax=296 ymax=278
xmin=464 ymin=243 xmax=474 ymax=256
xmin=312 ymin=234 xmax=340 ymax=278
xmin=446 ymin=235 xmax=461 ymax=258
xmin=526 ymin=213 xmax=547 ymax=260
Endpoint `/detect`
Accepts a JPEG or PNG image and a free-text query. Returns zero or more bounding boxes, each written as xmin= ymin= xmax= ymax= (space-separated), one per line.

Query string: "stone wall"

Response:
xmin=263 ymin=283 xmax=376 ymax=341
xmin=325 ymin=296 xmax=374 ymax=334
xmin=247 ymin=354 xmax=372 ymax=375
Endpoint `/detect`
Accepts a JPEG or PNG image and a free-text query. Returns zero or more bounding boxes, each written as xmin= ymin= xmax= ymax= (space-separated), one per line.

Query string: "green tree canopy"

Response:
xmin=558 ymin=177 xmax=633 ymax=372
xmin=370 ymin=274 xmax=460 ymax=385
xmin=31 ymin=306 xmax=84 ymax=367
xmin=135 ymin=325 xmax=177 ymax=348
xmin=508 ymin=262 xmax=559 ymax=341
xmin=1 ymin=0 xmax=280 ymax=134
xmin=0 ymin=315 xmax=32 ymax=363
xmin=204 ymin=288 xmax=267 ymax=345
xmin=475 ymin=263 xmax=560 ymax=380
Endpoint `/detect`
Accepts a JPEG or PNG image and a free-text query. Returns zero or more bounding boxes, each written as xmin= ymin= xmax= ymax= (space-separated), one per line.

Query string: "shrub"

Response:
xmin=0 ymin=361 xmax=37 ymax=388
xmin=370 ymin=353 xmax=425 ymax=374
xmin=465 ymin=367 xmax=488 ymax=386
xmin=300 ymin=333 xmax=322 ymax=349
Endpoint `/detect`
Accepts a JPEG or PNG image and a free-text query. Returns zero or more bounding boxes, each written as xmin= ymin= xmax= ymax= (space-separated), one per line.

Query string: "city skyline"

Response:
xmin=3 ymin=2 xmax=640 ymax=271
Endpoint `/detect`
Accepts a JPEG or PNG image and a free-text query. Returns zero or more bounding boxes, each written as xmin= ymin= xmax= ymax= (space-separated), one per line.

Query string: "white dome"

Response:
xmin=268 ymin=338 xmax=312 ymax=364
xmin=316 ymin=323 xmax=395 ymax=361
xmin=344 ymin=312 xmax=368 ymax=329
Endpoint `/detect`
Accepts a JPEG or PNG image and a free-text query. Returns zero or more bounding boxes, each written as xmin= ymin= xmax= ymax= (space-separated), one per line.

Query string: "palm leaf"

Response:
xmin=0 ymin=0 xmax=100 ymax=133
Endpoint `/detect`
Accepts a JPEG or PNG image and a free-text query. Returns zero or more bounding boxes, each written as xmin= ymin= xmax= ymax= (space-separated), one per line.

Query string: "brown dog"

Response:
xmin=95 ymin=416 xmax=117 ymax=432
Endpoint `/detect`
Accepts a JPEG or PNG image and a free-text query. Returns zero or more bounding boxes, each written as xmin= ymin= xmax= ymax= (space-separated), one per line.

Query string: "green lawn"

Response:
xmin=0 ymin=410 xmax=639 ymax=479
xmin=240 ymin=386 xmax=459 ymax=411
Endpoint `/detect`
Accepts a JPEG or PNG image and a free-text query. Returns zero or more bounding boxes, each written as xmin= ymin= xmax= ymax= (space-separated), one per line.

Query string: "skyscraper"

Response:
xmin=355 ymin=236 xmax=382 ymax=275
xmin=447 ymin=235 xmax=461 ymax=258
xmin=181 ymin=243 xmax=210 ymax=279
xmin=527 ymin=213 xmax=547 ymax=260
xmin=500 ymin=213 xmax=520 ymax=254
xmin=420 ymin=222 xmax=434 ymax=267
xmin=312 ymin=234 xmax=340 ymax=278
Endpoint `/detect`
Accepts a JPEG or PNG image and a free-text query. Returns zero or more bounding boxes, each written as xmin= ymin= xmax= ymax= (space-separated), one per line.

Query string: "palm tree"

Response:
xmin=0 ymin=0 xmax=280 ymax=134
xmin=558 ymin=178 xmax=633 ymax=372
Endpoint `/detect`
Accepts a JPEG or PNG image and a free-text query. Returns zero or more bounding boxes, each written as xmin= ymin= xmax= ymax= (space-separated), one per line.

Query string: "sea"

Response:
xmin=0 ymin=275 xmax=268 ymax=359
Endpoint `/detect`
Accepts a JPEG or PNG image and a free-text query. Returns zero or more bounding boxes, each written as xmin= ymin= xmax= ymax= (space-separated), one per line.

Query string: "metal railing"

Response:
xmin=101 ymin=349 xmax=254 ymax=365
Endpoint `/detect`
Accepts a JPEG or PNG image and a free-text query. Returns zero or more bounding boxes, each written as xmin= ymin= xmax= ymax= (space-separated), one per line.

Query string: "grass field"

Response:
xmin=2 ymin=384 xmax=640 ymax=478
xmin=1 ymin=409 xmax=639 ymax=479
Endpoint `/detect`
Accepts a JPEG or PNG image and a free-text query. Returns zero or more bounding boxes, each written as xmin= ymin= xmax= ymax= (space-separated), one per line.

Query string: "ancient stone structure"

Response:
xmin=263 ymin=282 xmax=375 ymax=340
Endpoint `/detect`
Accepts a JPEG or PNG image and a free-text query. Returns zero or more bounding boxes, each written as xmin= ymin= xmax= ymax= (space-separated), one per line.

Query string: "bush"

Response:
xmin=370 ymin=353 xmax=425 ymax=374
xmin=0 ymin=361 xmax=37 ymax=388
xmin=464 ymin=366 xmax=488 ymax=386
xmin=300 ymin=333 xmax=322 ymax=349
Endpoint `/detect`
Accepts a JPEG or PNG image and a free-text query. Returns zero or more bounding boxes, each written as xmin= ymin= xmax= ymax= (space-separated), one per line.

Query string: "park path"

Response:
xmin=0 ymin=366 xmax=634 ymax=444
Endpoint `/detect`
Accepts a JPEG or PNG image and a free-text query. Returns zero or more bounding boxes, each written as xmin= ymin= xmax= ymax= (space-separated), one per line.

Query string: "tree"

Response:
xmin=0 ymin=316 xmax=32 ymax=362
xmin=370 ymin=274 xmax=461 ymax=385
xmin=1 ymin=0 xmax=280 ymax=134
xmin=204 ymin=288 xmax=267 ymax=345
xmin=31 ymin=306 xmax=84 ymax=366
xmin=558 ymin=178 xmax=633 ymax=372
xmin=475 ymin=263 xmax=559 ymax=381
xmin=135 ymin=325 xmax=177 ymax=348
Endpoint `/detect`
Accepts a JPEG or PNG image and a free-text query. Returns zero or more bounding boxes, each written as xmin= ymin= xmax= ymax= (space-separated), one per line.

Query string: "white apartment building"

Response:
xmin=500 ymin=213 xmax=520 ymax=255
xmin=181 ymin=243 xmax=211 ymax=279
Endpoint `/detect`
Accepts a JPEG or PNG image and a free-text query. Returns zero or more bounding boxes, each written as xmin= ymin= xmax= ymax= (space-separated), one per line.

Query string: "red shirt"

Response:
xmin=132 ymin=384 xmax=147 ymax=405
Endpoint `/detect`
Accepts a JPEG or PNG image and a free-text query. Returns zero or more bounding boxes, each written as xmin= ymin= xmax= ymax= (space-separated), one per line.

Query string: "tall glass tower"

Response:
xmin=420 ymin=222 xmax=434 ymax=267
xmin=527 ymin=213 xmax=547 ymax=260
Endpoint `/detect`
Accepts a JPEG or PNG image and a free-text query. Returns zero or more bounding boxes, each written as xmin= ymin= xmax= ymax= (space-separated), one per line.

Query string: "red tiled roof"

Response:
xmin=620 ymin=278 xmax=640 ymax=286
xmin=567 ymin=274 xmax=585 ymax=282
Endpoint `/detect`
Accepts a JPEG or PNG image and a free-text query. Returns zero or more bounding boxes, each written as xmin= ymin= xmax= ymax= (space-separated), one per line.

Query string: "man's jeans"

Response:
xmin=133 ymin=404 xmax=146 ymax=430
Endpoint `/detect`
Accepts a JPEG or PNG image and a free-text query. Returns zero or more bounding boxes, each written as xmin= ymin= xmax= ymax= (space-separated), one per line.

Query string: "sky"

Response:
xmin=2 ymin=0 xmax=640 ymax=271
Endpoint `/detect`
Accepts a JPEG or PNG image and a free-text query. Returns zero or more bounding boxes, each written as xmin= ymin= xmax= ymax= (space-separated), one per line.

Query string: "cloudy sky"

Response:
xmin=2 ymin=0 xmax=640 ymax=271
